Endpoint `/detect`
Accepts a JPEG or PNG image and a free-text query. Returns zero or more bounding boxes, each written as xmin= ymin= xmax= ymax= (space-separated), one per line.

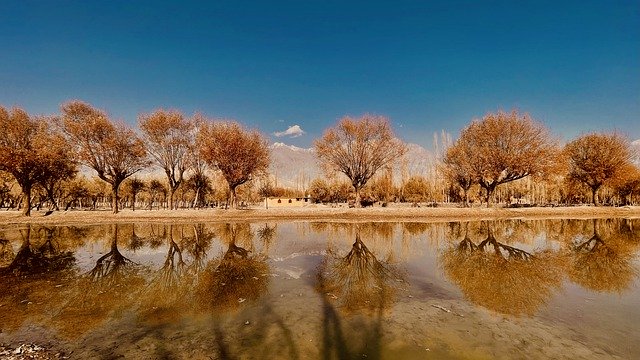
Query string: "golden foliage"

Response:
xmin=197 ymin=121 xmax=270 ymax=208
xmin=564 ymin=133 xmax=633 ymax=205
xmin=61 ymin=100 xmax=149 ymax=213
xmin=446 ymin=110 xmax=559 ymax=204
xmin=314 ymin=114 xmax=406 ymax=206
xmin=139 ymin=109 xmax=194 ymax=209
xmin=0 ymin=106 xmax=75 ymax=215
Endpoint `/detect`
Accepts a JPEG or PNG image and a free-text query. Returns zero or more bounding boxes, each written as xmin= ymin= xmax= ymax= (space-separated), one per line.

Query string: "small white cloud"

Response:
xmin=274 ymin=125 xmax=305 ymax=138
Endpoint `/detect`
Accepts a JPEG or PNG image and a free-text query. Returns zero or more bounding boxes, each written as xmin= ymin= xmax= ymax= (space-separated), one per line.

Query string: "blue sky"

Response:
xmin=1 ymin=0 xmax=638 ymax=148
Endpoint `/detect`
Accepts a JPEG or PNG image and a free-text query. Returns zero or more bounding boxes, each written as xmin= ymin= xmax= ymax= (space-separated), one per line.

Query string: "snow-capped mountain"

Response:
xmin=269 ymin=142 xmax=436 ymax=188
xmin=269 ymin=143 xmax=321 ymax=189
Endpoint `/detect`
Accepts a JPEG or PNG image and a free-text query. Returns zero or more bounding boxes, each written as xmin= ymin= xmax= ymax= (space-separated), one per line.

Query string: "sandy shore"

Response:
xmin=0 ymin=205 xmax=638 ymax=225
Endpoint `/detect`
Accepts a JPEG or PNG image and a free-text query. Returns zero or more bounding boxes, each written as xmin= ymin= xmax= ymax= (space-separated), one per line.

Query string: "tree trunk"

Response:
xmin=193 ymin=188 xmax=201 ymax=209
xmin=22 ymin=186 xmax=32 ymax=217
xmin=591 ymin=186 xmax=599 ymax=206
xmin=463 ymin=187 xmax=469 ymax=208
xmin=112 ymin=183 xmax=120 ymax=214
xmin=483 ymin=184 xmax=496 ymax=207
xmin=131 ymin=194 xmax=136 ymax=211
xmin=354 ymin=185 xmax=362 ymax=208
xmin=229 ymin=185 xmax=237 ymax=209
xmin=169 ymin=187 xmax=175 ymax=210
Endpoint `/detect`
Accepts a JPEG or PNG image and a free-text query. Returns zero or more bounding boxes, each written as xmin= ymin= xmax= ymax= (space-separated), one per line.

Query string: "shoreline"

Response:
xmin=0 ymin=205 xmax=639 ymax=225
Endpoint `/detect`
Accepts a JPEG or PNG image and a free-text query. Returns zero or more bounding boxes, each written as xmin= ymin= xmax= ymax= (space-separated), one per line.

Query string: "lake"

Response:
xmin=0 ymin=219 xmax=638 ymax=359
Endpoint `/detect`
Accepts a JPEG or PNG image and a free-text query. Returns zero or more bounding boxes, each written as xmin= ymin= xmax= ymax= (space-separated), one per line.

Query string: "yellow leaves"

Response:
xmin=565 ymin=133 xmax=633 ymax=189
xmin=197 ymin=120 xmax=270 ymax=189
xmin=314 ymin=114 xmax=406 ymax=196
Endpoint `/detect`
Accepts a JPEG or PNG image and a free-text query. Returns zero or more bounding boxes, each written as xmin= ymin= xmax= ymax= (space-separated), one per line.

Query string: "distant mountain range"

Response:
xmin=269 ymin=142 xmax=437 ymax=189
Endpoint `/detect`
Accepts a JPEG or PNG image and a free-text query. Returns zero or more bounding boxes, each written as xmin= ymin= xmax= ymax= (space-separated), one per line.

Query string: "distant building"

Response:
xmin=265 ymin=196 xmax=311 ymax=208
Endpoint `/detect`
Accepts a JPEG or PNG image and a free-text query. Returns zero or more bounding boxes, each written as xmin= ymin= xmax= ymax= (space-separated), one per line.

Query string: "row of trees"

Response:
xmin=1 ymin=102 xmax=639 ymax=216
xmin=0 ymin=101 xmax=270 ymax=215
xmin=442 ymin=110 xmax=639 ymax=206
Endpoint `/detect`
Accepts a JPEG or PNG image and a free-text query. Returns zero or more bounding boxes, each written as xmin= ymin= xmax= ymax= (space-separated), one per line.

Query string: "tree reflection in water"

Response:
xmin=0 ymin=225 xmax=76 ymax=332
xmin=317 ymin=232 xmax=403 ymax=314
xmin=197 ymin=223 xmax=269 ymax=312
xmin=53 ymin=224 xmax=144 ymax=339
xmin=441 ymin=224 xmax=564 ymax=316
xmin=569 ymin=219 xmax=639 ymax=293
xmin=88 ymin=224 xmax=136 ymax=284
xmin=316 ymin=229 xmax=405 ymax=359
xmin=1 ymin=225 xmax=75 ymax=276
xmin=0 ymin=236 xmax=12 ymax=267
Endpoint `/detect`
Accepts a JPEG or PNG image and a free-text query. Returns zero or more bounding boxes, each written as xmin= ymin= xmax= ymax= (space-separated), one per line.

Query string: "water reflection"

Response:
xmin=317 ymin=231 xmax=404 ymax=313
xmin=197 ymin=223 xmax=269 ymax=312
xmin=1 ymin=225 xmax=75 ymax=276
xmin=0 ymin=219 xmax=638 ymax=358
xmin=569 ymin=219 xmax=639 ymax=293
xmin=441 ymin=224 xmax=565 ymax=316
xmin=315 ymin=229 xmax=405 ymax=359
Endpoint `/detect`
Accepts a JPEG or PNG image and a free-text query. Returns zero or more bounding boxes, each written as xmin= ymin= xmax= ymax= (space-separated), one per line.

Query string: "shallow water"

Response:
xmin=0 ymin=219 xmax=638 ymax=359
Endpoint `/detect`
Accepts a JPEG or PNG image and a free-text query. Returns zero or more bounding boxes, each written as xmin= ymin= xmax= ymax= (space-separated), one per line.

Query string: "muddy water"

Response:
xmin=0 ymin=219 xmax=638 ymax=359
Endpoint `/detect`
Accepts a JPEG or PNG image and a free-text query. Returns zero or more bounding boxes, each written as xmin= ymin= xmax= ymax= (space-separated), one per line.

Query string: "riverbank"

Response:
xmin=0 ymin=205 xmax=638 ymax=225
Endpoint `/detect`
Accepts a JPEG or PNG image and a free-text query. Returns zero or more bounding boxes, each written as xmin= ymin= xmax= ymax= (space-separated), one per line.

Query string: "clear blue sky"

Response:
xmin=1 ymin=0 xmax=638 ymax=148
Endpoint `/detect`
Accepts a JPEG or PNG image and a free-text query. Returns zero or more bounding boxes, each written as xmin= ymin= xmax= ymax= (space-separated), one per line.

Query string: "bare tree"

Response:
xmin=60 ymin=100 xmax=149 ymax=214
xmin=564 ymin=133 xmax=633 ymax=205
xmin=197 ymin=120 xmax=270 ymax=209
xmin=452 ymin=110 xmax=558 ymax=206
xmin=0 ymin=106 xmax=75 ymax=216
xmin=314 ymin=115 xmax=406 ymax=207
xmin=139 ymin=109 xmax=193 ymax=210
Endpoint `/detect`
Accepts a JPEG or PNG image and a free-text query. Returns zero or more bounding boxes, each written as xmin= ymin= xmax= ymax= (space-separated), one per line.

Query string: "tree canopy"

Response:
xmin=565 ymin=133 xmax=633 ymax=205
xmin=139 ymin=109 xmax=194 ymax=210
xmin=446 ymin=110 xmax=559 ymax=205
xmin=197 ymin=121 xmax=270 ymax=209
xmin=61 ymin=101 xmax=149 ymax=213
xmin=0 ymin=107 xmax=75 ymax=216
xmin=314 ymin=114 xmax=406 ymax=207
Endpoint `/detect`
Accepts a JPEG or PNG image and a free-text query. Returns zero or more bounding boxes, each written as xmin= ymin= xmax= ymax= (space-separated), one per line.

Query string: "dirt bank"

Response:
xmin=0 ymin=205 xmax=638 ymax=226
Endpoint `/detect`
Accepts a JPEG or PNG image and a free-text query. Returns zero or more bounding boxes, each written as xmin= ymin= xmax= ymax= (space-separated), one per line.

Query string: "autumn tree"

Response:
xmin=37 ymin=134 xmax=77 ymax=211
xmin=123 ymin=178 xmax=146 ymax=211
xmin=451 ymin=110 xmax=558 ymax=206
xmin=564 ymin=133 xmax=633 ymax=205
xmin=0 ymin=106 xmax=75 ymax=216
xmin=139 ymin=109 xmax=194 ymax=210
xmin=147 ymin=179 xmax=167 ymax=210
xmin=197 ymin=121 xmax=270 ymax=209
xmin=401 ymin=175 xmax=430 ymax=203
xmin=613 ymin=165 xmax=640 ymax=205
xmin=442 ymin=143 xmax=475 ymax=207
xmin=60 ymin=101 xmax=149 ymax=214
xmin=314 ymin=114 xmax=406 ymax=207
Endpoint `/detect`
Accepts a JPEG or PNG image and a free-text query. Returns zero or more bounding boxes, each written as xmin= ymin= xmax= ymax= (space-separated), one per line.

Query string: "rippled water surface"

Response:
xmin=0 ymin=219 xmax=639 ymax=359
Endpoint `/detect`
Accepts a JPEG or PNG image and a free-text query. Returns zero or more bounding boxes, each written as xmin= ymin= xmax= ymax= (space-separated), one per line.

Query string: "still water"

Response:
xmin=0 ymin=219 xmax=638 ymax=359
